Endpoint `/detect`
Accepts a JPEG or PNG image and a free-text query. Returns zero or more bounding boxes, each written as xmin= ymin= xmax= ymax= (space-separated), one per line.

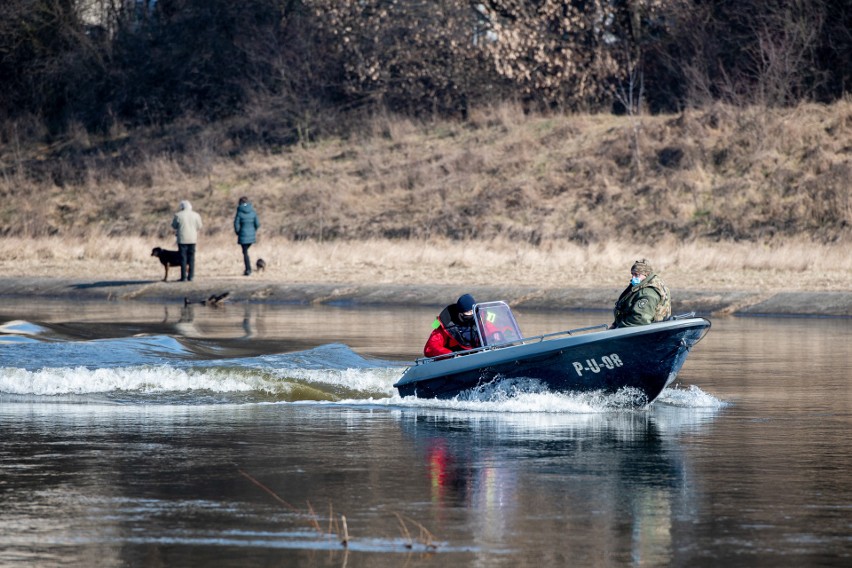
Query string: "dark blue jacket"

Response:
xmin=234 ymin=202 xmax=260 ymax=244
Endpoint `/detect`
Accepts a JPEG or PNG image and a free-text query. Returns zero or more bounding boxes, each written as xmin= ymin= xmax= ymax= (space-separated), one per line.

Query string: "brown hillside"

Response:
xmin=1 ymin=102 xmax=850 ymax=244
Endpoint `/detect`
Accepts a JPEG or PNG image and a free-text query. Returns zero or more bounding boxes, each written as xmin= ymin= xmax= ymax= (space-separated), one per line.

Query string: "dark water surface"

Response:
xmin=1 ymin=300 xmax=851 ymax=567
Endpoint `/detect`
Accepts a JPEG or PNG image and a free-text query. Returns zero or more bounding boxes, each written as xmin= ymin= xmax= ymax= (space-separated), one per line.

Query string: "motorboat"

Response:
xmin=394 ymin=301 xmax=710 ymax=405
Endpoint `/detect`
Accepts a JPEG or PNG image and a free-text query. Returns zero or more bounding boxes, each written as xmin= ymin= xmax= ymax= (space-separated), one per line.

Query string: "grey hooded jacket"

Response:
xmin=171 ymin=200 xmax=203 ymax=245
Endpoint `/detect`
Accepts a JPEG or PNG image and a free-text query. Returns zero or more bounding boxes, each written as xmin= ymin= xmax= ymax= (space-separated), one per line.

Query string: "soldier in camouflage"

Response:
xmin=611 ymin=259 xmax=672 ymax=328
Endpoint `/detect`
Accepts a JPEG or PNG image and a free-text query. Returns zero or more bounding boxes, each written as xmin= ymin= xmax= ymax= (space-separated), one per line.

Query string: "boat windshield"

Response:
xmin=474 ymin=301 xmax=523 ymax=346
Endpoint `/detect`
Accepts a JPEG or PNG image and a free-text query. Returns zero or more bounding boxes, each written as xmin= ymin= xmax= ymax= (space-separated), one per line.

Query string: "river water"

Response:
xmin=1 ymin=300 xmax=850 ymax=567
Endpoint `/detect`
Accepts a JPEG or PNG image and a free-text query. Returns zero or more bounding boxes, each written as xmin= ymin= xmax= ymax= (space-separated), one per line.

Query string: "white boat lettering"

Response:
xmin=572 ymin=354 xmax=624 ymax=376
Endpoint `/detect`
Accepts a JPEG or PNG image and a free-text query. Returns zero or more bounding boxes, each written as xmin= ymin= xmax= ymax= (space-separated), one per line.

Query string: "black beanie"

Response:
xmin=456 ymin=294 xmax=476 ymax=312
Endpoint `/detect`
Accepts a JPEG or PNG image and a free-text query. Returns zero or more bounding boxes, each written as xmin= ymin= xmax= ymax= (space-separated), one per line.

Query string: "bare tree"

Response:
xmin=749 ymin=0 xmax=825 ymax=106
xmin=306 ymin=0 xmax=503 ymax=117
xmin=658 ymin=0 xmax=830 ymax=109
xmin=474 ymin=0 xmax=669 ymax=110
xmin=0 ymin=0 xmax=111 ymax=129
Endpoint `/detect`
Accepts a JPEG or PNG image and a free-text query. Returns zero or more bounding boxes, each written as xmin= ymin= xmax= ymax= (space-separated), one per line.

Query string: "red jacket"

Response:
xmin=424 ymin=325 xmax=470 ymax=357
xmin=423 ymin=305 xmax=480 ymax=357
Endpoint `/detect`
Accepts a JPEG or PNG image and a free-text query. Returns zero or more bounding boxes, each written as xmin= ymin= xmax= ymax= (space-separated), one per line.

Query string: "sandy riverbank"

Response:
xmin=1 ymin=236 xmax=850 ymax=317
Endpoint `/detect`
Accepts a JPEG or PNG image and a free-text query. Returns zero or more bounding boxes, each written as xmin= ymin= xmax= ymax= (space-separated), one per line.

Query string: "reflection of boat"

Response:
xmin=394 ymin=408 xmax=702 ymax=564
xmin=394 ymin=301 xmax=710 ymax=405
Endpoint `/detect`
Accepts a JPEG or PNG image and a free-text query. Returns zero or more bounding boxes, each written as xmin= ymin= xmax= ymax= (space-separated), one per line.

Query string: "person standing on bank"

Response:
xmin=611 ymin=259 xmax=671 ymax=328
xmin=171 ymin=200 xmax=203 ymax=282
xmin=233 ymin=196 xmax=260 ymax=276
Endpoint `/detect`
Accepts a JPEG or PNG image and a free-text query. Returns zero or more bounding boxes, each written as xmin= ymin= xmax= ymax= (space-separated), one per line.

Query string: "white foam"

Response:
xmin=0 ymin=362 xmax=723 ymax=413
xmin=334 ymin=382 xmax=724 ymax=415
xmin=0 ymin=366 xmax=276 ymax=396
xmin=655 ymin=384 xmax=724 ymax=408
xmin=272 ymin=366 xmax=403 ymax=394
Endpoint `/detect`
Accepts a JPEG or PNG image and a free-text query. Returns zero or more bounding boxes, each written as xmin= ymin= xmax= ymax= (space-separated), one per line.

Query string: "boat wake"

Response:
xmin=0 ymin=327 xmax=723 ymax=411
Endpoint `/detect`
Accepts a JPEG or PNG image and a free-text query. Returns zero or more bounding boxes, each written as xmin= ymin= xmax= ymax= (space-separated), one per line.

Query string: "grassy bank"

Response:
xmin=0 ymin=235 xmax=848 ymax=293
xmin=1 ymin=101 xmax=850 ymax=246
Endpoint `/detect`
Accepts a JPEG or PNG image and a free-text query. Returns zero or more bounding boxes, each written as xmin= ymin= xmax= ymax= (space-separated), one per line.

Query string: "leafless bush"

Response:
xmin=664 ymin=0 xmax=832 ymax=109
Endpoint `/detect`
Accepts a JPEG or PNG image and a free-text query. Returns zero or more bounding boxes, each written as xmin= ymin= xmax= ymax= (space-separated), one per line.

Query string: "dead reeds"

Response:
xmin=2 ymin=102 xmax=850 ymax=247
xmin=0 ymin=233 xmax=848 ymax=292
xmin=238 ymin=468 xmax=439 ymax=553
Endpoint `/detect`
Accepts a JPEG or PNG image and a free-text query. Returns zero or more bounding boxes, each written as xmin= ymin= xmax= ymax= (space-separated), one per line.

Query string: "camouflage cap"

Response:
xmin=631 ymin=259 xmax=653 ymax=276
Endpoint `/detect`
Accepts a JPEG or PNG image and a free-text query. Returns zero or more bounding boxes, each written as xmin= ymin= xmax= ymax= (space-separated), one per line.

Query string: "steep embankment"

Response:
xmin=1 ymin=102 xmax=850 ymax=245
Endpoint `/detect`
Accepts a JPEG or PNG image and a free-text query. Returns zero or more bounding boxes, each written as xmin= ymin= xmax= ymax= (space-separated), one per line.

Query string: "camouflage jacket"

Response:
xmin=612 ymin=273 xmax=672 ymax=328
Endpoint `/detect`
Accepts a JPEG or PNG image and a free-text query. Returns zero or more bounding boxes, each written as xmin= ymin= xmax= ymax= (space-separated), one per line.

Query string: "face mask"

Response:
xmin=630 ymin=276 xmax=642 ymax=286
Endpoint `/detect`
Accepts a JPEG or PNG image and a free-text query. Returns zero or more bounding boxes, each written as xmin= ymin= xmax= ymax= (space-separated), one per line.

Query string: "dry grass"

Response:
xmin=0 ymin=234 xmax=848 ymax=292
xmin=1 ymin=100 xmax=850 ymax=246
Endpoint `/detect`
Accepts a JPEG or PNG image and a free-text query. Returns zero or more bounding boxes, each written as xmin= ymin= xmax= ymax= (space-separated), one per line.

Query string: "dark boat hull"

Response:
xmin=394 ymin=318 xmax=710 ymax=404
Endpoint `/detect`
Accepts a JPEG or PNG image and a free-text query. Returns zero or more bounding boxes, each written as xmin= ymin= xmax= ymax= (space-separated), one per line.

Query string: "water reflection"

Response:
xmin=395 ymin=407 xmax=720 ymax=565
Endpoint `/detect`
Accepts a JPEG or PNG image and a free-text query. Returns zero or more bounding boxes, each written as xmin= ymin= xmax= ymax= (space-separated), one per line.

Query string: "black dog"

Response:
xmin=256 ymin=258 xmax=266 ymax=273
xmin=151 ymin=247 xmax=182 ymax=281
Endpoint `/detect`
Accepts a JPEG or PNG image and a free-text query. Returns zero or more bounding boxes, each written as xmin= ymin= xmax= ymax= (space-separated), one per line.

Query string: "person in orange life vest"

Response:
xmin=423 ymin=294 xmax=481 ymax=357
